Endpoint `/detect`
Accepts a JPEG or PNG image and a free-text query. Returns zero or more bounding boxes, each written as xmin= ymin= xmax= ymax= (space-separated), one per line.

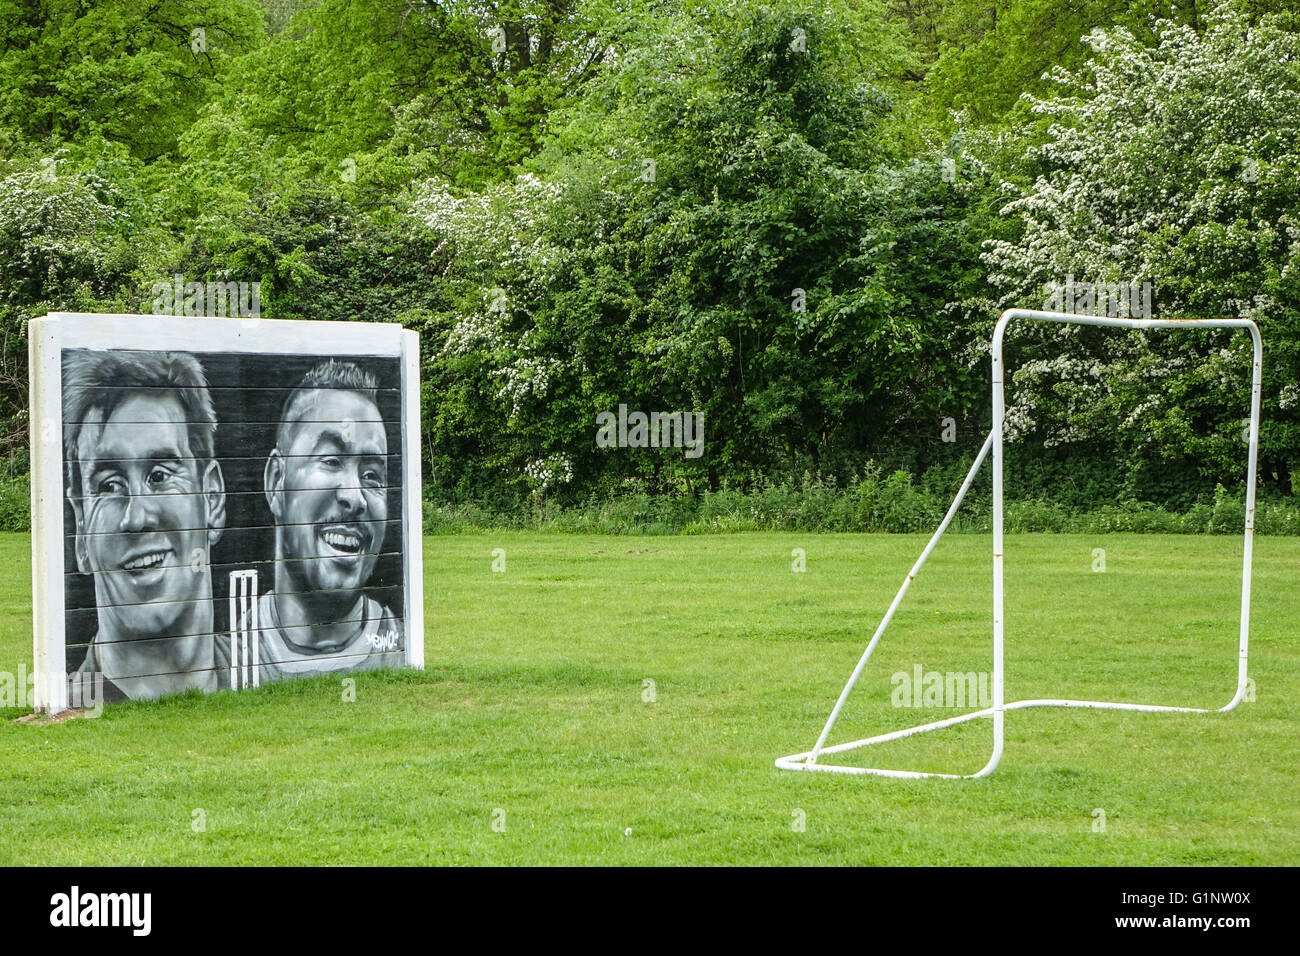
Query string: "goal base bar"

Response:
xmin=775 ymin=694 xmax=1242 ymax=779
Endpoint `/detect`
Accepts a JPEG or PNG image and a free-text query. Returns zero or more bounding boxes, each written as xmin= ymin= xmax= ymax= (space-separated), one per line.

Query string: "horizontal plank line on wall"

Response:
xmin=67 ymin=649 xmax=411 ymax=690
xmin=55 ymin=423 xmax=404 ymax=453
xmin=66 ymin=611 xmax=406 ymax=654
xmin=64 ymin=549 xmax=406 ymax=582
xmin=63 ymin=384 xmax=402 ymax=395
xmin=55 ymin=453 xmax=404 ymax=466
xmin=64 ymin=487 xmax=406 ymax=507
xmin=65 ymin=514 xmax=404 ymax=539
xmin=61 ymin=347 xmax=403 ymax=363
xmin=62 ymin=417 xmax=392 ymax=426
xmin=64 ymin=581 xmax=402 ymax=614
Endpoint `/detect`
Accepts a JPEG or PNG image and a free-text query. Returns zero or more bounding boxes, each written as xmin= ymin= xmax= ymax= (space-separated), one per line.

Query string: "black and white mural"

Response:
xmin=29 ymin=315 xmax=423 ymax=710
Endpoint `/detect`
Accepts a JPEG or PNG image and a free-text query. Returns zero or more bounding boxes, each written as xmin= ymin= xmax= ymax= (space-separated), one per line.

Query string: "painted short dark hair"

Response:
xmin=62 ymin=350 xmax=217 ymax=496
xmin=276 ymin=359 xmax=380 ymax=449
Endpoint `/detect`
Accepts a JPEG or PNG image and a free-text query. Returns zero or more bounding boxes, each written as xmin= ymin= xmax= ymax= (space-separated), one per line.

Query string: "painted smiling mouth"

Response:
xmin=321 ymin=528 xmax=365 ymax=554
xmin=122 ymin=548 xmax=171 ymax=572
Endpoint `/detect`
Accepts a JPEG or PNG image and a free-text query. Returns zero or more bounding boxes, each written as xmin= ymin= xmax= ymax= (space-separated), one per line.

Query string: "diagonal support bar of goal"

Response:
xmin=776 ymin=309 xmax=1262 ymax=779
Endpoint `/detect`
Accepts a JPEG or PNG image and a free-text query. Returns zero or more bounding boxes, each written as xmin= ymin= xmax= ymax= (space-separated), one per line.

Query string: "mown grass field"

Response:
xmin=0 ymin=531 xmax=1296 ymax=865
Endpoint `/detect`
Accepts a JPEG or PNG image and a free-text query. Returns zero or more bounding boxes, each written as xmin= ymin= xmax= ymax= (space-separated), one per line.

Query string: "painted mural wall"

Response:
xmin=30 ymin=315 xmax=423 ymax=711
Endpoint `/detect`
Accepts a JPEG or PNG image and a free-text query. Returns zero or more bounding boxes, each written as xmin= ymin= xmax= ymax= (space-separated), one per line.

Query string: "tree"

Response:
xmin=981 ymin=3 xmax=1300 ymax=502
xmin=411 ymin=1 xmax=990 ymax=500
xmin=0 ymin=0 xmax=264 ymax=160
xmin=0 ymin=154 xmax=138 ymax=462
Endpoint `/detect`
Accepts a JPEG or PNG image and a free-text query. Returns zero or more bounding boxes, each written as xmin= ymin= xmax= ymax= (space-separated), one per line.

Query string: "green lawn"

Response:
xmin=1 ymin=531 xmax=1296 ymax=865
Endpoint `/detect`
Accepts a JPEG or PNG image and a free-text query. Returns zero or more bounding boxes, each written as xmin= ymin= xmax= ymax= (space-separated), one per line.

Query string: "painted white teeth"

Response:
xmin=124 ymin=551 xmax=167 ymax=571
xmin=324 ymin=531 xmax=361 ymax=550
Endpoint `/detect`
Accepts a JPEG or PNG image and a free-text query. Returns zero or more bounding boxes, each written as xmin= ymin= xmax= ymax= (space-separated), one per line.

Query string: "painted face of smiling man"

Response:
xmin=74 ymin=395 xmax=224 ymax=630
xmin=263 ymin=361 xmax=389 ymax=652
xmin=63 ymin=351 xmax=227 ymax=698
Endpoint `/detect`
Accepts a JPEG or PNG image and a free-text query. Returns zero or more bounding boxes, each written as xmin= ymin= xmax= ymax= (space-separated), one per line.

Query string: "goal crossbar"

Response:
xmin=776 ymin=309 xmax=1262 ymax=779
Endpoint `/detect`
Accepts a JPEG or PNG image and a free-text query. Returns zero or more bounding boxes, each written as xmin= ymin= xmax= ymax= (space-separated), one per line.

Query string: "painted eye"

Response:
xmin=147 ymin=467 xmax=169 ymax=486
xmin=321 ymin=456 xmax=342 ymax=468
xmin=97 ymin=477 xmax=126 ymax=495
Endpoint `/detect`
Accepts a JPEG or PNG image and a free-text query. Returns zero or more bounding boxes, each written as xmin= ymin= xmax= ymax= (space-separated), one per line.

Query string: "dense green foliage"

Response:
xmin=2 ymin=0 xmax=1299 ymax=524
xmin=421 ymin=472 xmax=1300 ymax=536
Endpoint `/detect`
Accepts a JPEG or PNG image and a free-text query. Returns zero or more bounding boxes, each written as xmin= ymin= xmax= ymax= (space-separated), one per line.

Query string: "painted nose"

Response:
xmin=336 ymin=467 xmax=367 ymax=516
xmin=118 ymin=485 xmax=161 ymax=533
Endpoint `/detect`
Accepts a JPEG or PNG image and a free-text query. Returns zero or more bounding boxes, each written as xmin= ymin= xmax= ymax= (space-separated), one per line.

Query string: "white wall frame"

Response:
xmin=776 ymin=309 xmax=1262 ymax=779
xmin=30 ymin=313 xmax=424 ymax=713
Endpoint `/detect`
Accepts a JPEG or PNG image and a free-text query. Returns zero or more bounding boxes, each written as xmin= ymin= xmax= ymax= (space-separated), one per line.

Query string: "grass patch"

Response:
xmin=0 ymin=531 xmax=1296 ymax=864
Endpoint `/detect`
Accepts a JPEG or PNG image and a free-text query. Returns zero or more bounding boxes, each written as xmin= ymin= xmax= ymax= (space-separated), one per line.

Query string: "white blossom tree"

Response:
xmin=981 ymin=2 xmax=1300 ymax=497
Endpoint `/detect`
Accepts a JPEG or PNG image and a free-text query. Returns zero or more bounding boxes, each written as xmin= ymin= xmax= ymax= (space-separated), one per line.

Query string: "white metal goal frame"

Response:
xmin=776 ymin=308 xmax=1262 ymax=779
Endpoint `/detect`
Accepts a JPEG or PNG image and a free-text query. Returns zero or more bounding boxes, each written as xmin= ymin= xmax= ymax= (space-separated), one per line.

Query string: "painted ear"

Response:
xmin=69 ymin=491 xmax=90 ymax=574
xmin=203 ymin=459 xmax=227 ymax=548
xmin=264 ymin=448 xmax=285 ymax=520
